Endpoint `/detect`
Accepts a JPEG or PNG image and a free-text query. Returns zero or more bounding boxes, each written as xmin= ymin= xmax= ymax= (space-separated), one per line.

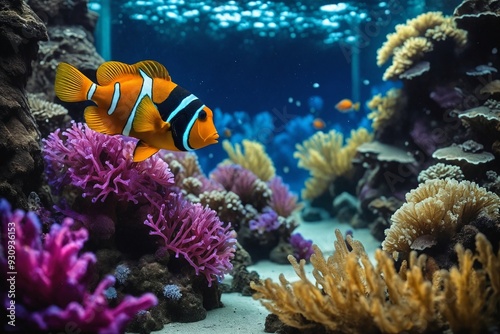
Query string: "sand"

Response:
xmin=160 ymin=218 xmax=381 ymax=333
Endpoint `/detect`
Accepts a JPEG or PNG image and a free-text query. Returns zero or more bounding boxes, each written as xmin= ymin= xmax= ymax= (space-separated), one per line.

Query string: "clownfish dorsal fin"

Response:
xmin=96 ymin=60 xmax=171 ymax=86
xmin=96 ymin=61 xmax=138 ymax=85
xmin=133 ymin=140 xmax=159 ymax=162
xmin=133 ymin=60 xmax=171 ymax=81
xmin=133 ymin=95 xmax=169 ymax=133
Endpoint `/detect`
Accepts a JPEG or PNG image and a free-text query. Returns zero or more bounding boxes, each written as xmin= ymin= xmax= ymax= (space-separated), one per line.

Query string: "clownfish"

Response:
xmin=54 ymin=60 xmax=219 ymax=162
xmin=335 ymin=98 xmax=360 ymax=113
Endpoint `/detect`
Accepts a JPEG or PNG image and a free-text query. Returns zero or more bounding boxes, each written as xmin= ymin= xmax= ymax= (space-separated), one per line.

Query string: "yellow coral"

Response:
xmin=367 ymin=88 xmax=406 ymax=130
xmin=294 ymin=128 xmax=372 ymax=200
xmin=439 ymin=234 xmax=500 ymax=333
xmin=251 ymin=230 xmax=500 ymax=334
xmin=222 ymin=139 xmax=275 ymax=181
xmin=377 ymin=11 xmax=467 ymax=80
xmin=383 ymin=37 xmax=433 ymax=80
xmin=382 ymin=179 xmax=500 ymax=257
xmin=251 ymin=229 xmax=444 ymax=333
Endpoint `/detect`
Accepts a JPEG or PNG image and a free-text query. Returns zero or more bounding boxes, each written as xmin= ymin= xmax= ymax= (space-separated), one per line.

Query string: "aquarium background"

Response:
xmin=88 ymin=0 xmax=458 ymax=192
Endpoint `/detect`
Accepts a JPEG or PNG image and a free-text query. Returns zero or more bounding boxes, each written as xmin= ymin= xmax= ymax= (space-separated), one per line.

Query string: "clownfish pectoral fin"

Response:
xmin=55 ymin=62 xmax=96 ymax=102
xmin=133 ymin=140 xmax=159 ymax=162
xmin=84 ymin=106 xmax=120 ymax=135
xmin=133 ymin=95 xmax=166 ymax=133
xmin=353 ymin=102 xmax=360 ymax=111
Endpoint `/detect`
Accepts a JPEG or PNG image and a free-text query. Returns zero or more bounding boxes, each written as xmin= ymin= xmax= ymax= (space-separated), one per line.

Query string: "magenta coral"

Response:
xmin=43 ymin=122 xmax=174 ymax=206
xmin=210 ymin=164 xmax=257 ymax=197
xmin=0 ymin=199 xmax=157 ymax=333
xmin=144 ymin=193 xmax=237 ymax=286
xmin=267 ymin=176 xmax=300 ymax=217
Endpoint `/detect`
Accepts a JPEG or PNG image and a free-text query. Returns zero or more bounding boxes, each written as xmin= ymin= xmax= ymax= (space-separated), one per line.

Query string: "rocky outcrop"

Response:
xmin=0 ymin=0 xmax=48 ymax=209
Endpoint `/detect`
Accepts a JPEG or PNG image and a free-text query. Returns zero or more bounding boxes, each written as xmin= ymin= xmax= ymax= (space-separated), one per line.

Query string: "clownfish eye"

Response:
xmin=198 ymin=110 xmax=207 ymax=120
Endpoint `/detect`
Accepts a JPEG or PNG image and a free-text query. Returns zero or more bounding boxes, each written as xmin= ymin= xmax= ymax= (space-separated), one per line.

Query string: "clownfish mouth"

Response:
xmin=206 ymin=132 xmax=219 ymax=145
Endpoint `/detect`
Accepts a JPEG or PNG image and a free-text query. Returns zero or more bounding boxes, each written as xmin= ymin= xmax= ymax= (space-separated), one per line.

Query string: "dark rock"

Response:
xmin=27 ymin=25 xmax=104 ymax=105
xmin=0 ymin=0 xmax=49 ymax=210
xmin=27 ymin=0 xmax=98 ymax=33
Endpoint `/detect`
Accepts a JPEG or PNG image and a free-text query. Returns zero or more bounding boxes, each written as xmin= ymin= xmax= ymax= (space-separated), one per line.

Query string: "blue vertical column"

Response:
xmin=95 ymin=0 xmax=112 ymax=60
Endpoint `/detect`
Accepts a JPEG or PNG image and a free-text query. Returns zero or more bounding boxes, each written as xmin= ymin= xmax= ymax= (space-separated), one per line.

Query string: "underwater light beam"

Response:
xmin=95 ymin=0 xmax=112 ymax=60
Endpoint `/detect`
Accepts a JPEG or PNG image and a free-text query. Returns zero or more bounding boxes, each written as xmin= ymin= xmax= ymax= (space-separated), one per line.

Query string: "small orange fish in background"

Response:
xmin=54 ymin=60 xmax=219 ymax=162
xmin=223 ymin=128 xmax=232 ymax=138
xmin=335 ymin=98 xmax=360 ymax=113
xmin=312 ymin=118 xmax=326 ymax=130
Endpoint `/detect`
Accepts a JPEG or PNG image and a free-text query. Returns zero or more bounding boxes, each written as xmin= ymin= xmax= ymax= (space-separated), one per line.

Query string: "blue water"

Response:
xmin=88 ymin=0 xmax=457 ymax=193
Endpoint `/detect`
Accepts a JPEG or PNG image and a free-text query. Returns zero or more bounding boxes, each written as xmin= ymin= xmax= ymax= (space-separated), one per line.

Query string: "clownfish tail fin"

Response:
xmin=55 ymin=62 xmax=96 ymax=102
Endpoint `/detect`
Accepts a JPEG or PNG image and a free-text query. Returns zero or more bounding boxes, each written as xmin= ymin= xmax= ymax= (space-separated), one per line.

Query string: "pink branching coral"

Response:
xmin=43 ymin=122 xmax=174 ymax=206
xmin=144 ymin=193 xmax=237 ymax=286
xmin=0 ymin=199 xmax=157 ymax=333
xmin=267 ymin=176 xmax=301 ymax=218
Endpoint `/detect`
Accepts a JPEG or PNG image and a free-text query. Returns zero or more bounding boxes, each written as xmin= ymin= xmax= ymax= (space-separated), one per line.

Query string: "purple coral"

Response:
xmin=267 ymin=176 xmax=300 ymax=217
xmin=289 ymin=233 xmax=314 ymax=261
xmin=210 ymin=164 xmax=257 ymax=198
xmin=144 ymin=193 xmax=237 ymax=286
xmin=0 ymin=199 xmax=157 ymax=333
xmin=43 ymin=122 xmax=174 ymax=206
xmin=210 ymin=164 xmax=270 ymax=209
xmin=249 ymin=207 xmax=281 ymax=234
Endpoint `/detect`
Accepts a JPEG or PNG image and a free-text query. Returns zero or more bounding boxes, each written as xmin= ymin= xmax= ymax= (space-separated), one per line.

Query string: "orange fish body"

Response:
xmin=312 ymin=118 xmax=326 ymax=130
xmin=335 ymin=99 xmax=360 ymax=113
xmin=55 ymin=60 xmax=219 ymax=162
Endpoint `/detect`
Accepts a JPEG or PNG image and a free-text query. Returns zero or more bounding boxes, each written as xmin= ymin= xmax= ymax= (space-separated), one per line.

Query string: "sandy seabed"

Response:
xmin=158 ymin=218 xmax=381 ymax=334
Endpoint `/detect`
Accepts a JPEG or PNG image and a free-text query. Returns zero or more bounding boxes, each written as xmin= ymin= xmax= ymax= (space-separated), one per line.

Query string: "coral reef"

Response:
xmin=367 ymin=88 xmax=406 ymax=132
xmin=0 ymin=199 xmax=157 ymax=332
xmin=210 ymin=164 xmax=271 ymax=211
xmin=0 ymin=0 xmax=49 ymax=210
xmin=382 ymin=179 xmax=500 ymax=263
xmin=294 ymin=128 xmax=372 ymax=200
xmin=41 ymin=122 xmax=248 ymax=329
xmin=377 ymin=12 xmax=467 ymax=80
xmin=43 ymin=122 xmax=174 ymax=239
xmin=417 ymin=163 xmax=464 ymax=182
xmin=251 ymin=229 xmax=500 ymax=334
xmin=222 ymin=139 xmax=276 ymax=181
xmin=43 ymin=122 xmax=174 ymax=206
xmin=267 ymin=176 xmax=301 ymax=218
xmin=27 ymin=93 xmax=71 ymax=138
xmin=144 ymin=193 xmax=237 ymax=286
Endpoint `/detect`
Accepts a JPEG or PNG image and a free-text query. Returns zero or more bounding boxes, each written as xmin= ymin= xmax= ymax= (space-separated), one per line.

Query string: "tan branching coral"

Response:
xmin=439 ymin=233 xmax=500 ymax=333
xmin=382 ymin=179 xmax=500 ymax=258
xmin=377 ymin=12 xmax=467 ymax=80
xmin=222 ymin=139 xmax=275 ymax=181
xmin=367 ymin=88 xmax=406 ymax=130
xmin=251 ymin=230 xmax=500 ymax=334
xmin=294 ymin=128 xmax=372 ymax=200
xmin=417 ymin=163 xmax=464 ymax=182
xmin=251 ymin=229 xmax=442 ymax=333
